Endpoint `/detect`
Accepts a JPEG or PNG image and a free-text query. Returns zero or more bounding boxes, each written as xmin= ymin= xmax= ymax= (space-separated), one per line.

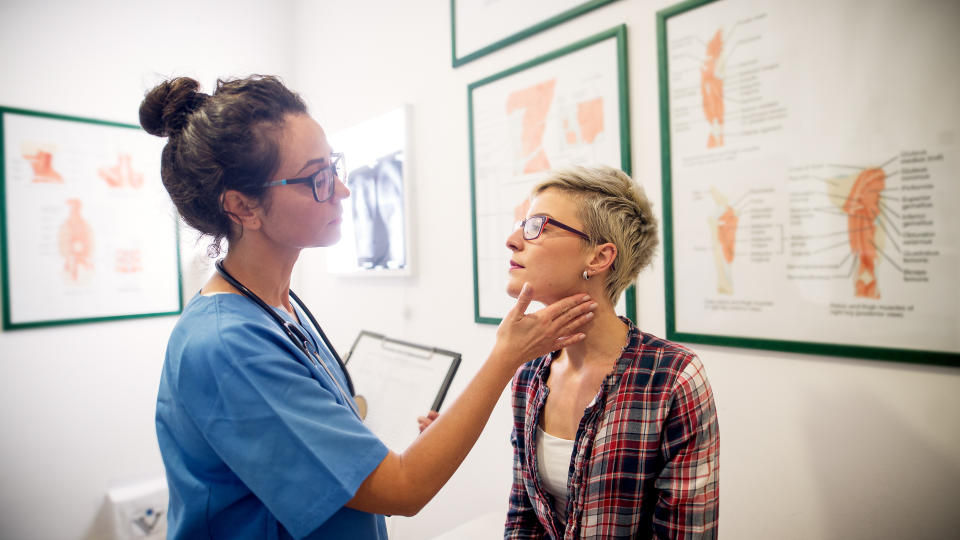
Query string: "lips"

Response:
xmin=509 ymin=260 xmax=524 ymax=270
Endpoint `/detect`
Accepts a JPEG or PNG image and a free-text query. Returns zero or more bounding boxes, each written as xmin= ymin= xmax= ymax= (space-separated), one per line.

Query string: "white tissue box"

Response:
xmin=106 ymin=478 xmax=168 ymax=539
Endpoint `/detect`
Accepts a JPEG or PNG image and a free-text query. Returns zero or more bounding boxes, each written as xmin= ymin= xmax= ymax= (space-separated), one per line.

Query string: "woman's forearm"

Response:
xmin=346 ymin=288 xmax=594 ymax=515
xmin=346 ymin=349 xmax=516 ymax=515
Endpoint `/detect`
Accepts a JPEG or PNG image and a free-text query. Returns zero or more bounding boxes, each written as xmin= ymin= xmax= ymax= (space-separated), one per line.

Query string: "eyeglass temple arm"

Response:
xmin=546 ymin=218 xmax=590 ymax=240
xmin=267 ymin=178 xmax=311 ymax=187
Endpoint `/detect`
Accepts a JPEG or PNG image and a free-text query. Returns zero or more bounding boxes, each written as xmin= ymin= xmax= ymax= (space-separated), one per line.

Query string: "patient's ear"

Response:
xmin=222 ymin=190 xmax=262 ymax=230
xmin=587 ymin=242 xmax=618 ymax=275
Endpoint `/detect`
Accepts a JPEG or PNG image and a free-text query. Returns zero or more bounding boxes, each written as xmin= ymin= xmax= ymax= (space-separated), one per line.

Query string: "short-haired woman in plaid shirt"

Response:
xmin=503 ymin=166 xmax=720 ymax=539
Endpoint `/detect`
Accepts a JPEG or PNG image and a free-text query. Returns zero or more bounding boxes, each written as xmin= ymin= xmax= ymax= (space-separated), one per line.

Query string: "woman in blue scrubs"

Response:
xmin=139 ymin=75 xmax=596 ymax=539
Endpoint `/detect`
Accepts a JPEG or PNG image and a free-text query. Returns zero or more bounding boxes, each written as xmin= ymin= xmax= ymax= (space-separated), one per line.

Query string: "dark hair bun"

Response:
xmin=139 ymin=77 xmax=207 ymax=137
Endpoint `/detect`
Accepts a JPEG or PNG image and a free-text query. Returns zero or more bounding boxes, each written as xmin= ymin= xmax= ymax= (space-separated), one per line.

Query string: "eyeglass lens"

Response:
xmin=314 ymin=155 xmax=345 ymax=202
xmin=522 ymin=216 xmax=546 ymax=240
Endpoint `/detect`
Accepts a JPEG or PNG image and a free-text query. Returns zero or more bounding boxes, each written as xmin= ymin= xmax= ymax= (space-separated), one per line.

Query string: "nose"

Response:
xmin=333 ymin=175 xmax=350 ymax=200
xmin=506 ymin=225 xmax=524 ymax=252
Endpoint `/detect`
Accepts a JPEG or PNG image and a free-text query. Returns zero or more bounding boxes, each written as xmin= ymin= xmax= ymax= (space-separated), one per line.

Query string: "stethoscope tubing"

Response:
xmin=213 ymin=260 xmax=361 ymax=417
xmin=288 ymin=290 xmax=353 ymax=393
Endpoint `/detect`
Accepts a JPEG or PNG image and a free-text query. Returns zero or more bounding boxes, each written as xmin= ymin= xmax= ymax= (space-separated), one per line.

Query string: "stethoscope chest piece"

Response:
xmin=354 ymin=395 xmax=368 ymax=420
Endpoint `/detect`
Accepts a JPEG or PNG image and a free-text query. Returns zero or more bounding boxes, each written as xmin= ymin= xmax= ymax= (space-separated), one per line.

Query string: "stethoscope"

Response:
xmin=215 ymin=260 xmax=367 ymax=420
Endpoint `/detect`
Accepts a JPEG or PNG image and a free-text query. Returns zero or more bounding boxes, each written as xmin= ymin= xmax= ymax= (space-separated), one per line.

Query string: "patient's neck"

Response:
xmin=559 ymin=306 xmax=627 ymax=371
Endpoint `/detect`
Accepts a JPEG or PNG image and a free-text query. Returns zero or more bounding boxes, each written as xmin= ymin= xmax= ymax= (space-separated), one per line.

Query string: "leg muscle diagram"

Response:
xmin=701 ymin=30 xmax=725 ymax=148
xmin=841 ymin=168 xmax=886 ymax=298
xmin=788 ymin=155 xmax=902 ymax=299
xmin=708 ymin=187 xmax=738 ymax=294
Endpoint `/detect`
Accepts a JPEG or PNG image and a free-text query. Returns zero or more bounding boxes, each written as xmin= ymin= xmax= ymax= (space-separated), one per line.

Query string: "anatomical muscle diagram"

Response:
xmin=830 ymin=167 xmax=887 ymax=299
xmin=59 ymin=198 xmax=95 ymax=283
xmin=505 ymin=79 xmax=608 ymax=175
xmin=98 ymin=154 xmax=144 ymax=189
xmin=708 ymin=187 xmax=739 ymax=294
xmin=701 ymin=29 xmax=725 ymax=149
xmin=22 ymin=144 xmax=64 ymax=184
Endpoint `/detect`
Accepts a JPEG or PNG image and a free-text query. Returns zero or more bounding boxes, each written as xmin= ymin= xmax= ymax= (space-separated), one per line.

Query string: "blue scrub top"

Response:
xmin=156 ymin=293 xmax=389 ymax=539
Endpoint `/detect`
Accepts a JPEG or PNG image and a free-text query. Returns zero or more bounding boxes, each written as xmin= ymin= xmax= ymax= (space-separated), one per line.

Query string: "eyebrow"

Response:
xmin=294 ymin=156 xmax=330 ymax=176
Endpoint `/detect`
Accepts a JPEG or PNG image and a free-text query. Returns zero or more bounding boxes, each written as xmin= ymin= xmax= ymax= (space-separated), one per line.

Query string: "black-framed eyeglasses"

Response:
xmin=515 ymin=215 xmax=590 ymax=242
xmin=266 ymin=152 xmax=345 ymax=203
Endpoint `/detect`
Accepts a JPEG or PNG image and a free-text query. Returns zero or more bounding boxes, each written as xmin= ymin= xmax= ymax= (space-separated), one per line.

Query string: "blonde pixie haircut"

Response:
xmin=532 ymin=165 xmax=659 ymax=305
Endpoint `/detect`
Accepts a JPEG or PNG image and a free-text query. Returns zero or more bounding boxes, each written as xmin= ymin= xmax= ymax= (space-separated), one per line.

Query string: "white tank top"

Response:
xmin=536 ymin=426 xmax=575 ymax=518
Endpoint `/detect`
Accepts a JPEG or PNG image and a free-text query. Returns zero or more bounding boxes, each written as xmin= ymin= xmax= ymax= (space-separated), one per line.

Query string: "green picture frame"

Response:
xmin=656 ymin=0 xmax=960 ymax=366
xmin=468 ymin=25 xmax=634 ymax=325
xmin=1 ymin=106 xmax=182 ymax=330
xmin=450 ymin=0 xmax=619 ymax=67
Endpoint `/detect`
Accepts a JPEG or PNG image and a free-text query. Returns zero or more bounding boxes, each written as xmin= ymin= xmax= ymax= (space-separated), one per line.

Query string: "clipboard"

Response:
xmin=344 ymin=330 xmax=461 ymax=451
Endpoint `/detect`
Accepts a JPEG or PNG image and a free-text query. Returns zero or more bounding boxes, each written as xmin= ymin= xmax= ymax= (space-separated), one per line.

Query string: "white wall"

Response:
xmin=0 ymin=1 xmax=296 ymax=538
xmin=290 ymin=1 xmax=960 ymax=540
xmin=0 ymin=1 xmax=957 ymax=539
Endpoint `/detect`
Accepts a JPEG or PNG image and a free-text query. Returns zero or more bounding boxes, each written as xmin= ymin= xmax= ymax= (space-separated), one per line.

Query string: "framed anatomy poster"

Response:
xmin=469 ymin=25 xmax=633 ymax=324
xmin=1 ymin=106 xmax=181 ymax=329
xmin=657 ymin=0 xmax=960 ymax=365
xmin=450 ymin=0 xmax=619 ymax=67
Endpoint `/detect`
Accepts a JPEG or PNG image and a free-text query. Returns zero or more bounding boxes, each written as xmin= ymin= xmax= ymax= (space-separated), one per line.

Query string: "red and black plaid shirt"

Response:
xmin=505 ymin=319 xmax=719 ymax=539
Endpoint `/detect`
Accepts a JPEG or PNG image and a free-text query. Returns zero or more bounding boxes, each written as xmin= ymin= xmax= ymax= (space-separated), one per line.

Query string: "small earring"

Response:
xmin=582 ymin=270 xmax=589 ymax=280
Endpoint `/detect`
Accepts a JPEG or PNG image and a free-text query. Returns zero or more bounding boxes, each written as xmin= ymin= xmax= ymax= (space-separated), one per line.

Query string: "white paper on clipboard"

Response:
xmin=344 ymin=330 xmax=461 ymax=452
